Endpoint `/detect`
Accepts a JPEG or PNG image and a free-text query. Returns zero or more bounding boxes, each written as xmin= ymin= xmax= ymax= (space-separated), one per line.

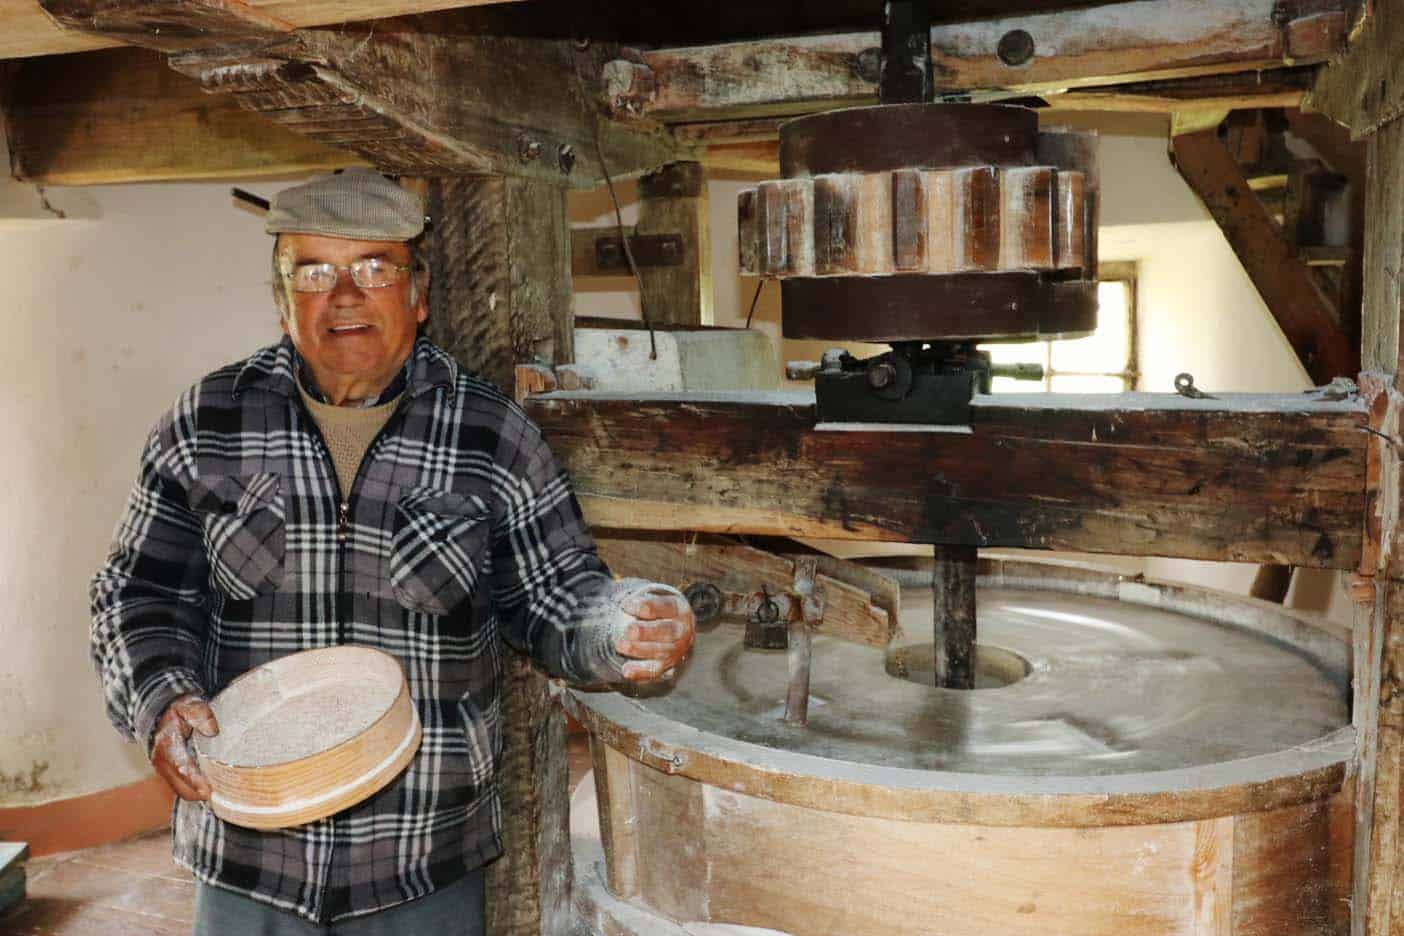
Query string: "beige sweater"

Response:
xmin=298 ymin=385 xmax=399 ymax=499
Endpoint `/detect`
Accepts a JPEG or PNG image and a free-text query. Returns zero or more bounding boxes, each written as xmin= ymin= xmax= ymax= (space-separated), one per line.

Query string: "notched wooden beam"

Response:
xmin=37 ymin=0 xmax=291 ymax=53
xmin=167 ymin=25 xmax=685 ymax=185
xmin=525 ymin=391 xmax=1368 ymax=570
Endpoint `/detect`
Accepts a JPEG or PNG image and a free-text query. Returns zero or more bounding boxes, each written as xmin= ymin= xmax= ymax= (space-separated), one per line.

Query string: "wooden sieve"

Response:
xmin=195 ymin=646 xmax=421 ymax=830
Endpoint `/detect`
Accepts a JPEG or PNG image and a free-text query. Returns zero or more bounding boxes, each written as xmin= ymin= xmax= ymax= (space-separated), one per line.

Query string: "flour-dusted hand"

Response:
xmin=615 ymin=584 xmax=696 ymax=682
xmin=151 ymin=692 xmax=220 ymax=802
xmin=575 ymin=579 xmax=696 ymax=684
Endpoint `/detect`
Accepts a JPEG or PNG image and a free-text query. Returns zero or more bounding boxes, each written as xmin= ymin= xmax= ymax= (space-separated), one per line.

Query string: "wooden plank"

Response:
xmin=1 ymin=0 xmax=522 ymax=59
xmin=527 ymin=392 xmax=1368 ymax=569
xmin=589 ymin=739 xmax=639 ymax=901
xmin=635 ymin=162 xmax=711 ymax=326
xmin=1308 ymin=0 xmax=1404 ymax=140
xmin=638 ymin=0 xmax=1347 ymax=122
xmin=5 ymin=46 xmax=354 ymax=185
xmin=1171 ymin=128 xmax=1357 ymax=384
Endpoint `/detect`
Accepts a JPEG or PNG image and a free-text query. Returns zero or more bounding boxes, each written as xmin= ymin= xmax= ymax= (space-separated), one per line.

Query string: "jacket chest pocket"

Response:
xmin=390 ymin=488 xmax=492 ymax=616
xmin=188 ymin=473 xmax=286 ymax=600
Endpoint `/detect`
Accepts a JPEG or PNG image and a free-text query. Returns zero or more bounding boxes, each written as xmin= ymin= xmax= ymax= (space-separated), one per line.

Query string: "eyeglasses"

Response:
xmin=283 ymin=258 xmax=413 ymax=293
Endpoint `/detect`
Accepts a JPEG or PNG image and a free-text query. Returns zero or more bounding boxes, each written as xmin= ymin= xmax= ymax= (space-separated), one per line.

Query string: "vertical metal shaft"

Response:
xmin=880 ymin=0 xmax=933 ymax=105
xmin=931 ymin=544 xmax=977 ymax=689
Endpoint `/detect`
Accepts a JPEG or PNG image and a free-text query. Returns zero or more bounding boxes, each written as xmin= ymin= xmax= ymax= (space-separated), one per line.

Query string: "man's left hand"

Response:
xmin=614 ymin=587 xmax=695 ymax=682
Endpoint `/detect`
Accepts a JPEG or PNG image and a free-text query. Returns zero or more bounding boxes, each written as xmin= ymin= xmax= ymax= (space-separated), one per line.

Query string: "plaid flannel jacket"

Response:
xmin=90 ymin=336 xmax=617 ymax=924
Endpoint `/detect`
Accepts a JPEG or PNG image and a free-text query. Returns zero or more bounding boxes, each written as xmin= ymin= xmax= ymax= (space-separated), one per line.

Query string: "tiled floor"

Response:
xmin=0 ymin=732 xmax=595 ymax=936
xmin=0 ymin=831 xmax=194 ymax=935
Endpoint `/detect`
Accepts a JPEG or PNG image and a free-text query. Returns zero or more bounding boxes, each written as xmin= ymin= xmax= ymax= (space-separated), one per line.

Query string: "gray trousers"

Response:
xmin=193 ymin=869 xmax=486 ymax=936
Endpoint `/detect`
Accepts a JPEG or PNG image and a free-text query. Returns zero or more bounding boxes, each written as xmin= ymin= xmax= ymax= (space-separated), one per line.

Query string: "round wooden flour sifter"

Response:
xmin=195 ymin=646 xmax=422 ymax=830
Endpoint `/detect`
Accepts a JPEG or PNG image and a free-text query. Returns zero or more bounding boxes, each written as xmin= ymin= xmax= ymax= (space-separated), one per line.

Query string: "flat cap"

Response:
xmin=265 ymin=168 xmax=425 ymax=241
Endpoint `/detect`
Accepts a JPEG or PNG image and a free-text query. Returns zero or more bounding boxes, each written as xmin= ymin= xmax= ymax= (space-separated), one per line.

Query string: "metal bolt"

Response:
xmin=867 ymin=362 xmax=897 ymax=390
xmin=517 ymin=135 xmax=543 ymax=163
xmin=558 ymin=144 xmax=576 ymax=175
xmin=855 ymin=47 xmax=883 ymax=84
xmin=997 ymin=29 xmax=1036 ymax=67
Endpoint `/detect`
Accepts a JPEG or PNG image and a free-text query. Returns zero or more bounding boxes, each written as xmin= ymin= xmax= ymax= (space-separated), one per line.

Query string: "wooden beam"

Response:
xmin=1 ymin=0 xmax=522 ymax=59
xmin=1307 ymin=0 xmax=1404 ymax=139
xmin=525 ymin=391 xmax=1367 ymax=570
xmin=1353 ymin=108 xmax=1404 ymax=936
xmin=635 ymin=162 xmax=710 ymax=326
xmin=422 ymin=175 xmax=574 ymax=936
xmin=1171 ymin=128 xmax=1357 ymax=384
xmin=165 ymin=22 xmax=684 ymax=186
xmin=634 ymin=0 xmax=1348 ymax=122
xmin=5 ymin=46 xmax=354 ymax=185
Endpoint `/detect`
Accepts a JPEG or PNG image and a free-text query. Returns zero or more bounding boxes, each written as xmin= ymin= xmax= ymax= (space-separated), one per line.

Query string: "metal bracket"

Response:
xmin=593 ymin=233 xmax=685 ymax=272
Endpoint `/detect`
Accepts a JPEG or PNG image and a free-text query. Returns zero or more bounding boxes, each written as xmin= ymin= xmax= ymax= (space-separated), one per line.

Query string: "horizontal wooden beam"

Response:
xmin=6 ymin=46 xmax=354 ymax=184
xmin=526 ymin=390 xmax=1367 ymax=569
xmin=634 ymin=0 xmax=1347 ymax=122
xmin=0 ymin=0 xmax=521 ymax=59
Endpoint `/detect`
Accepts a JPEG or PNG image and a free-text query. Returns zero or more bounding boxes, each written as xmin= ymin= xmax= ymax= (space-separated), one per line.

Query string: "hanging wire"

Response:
xmin=570 ymin=40 xmax=658 ymax=360
xmin=745 ymin=277 xmax=767 ymax=330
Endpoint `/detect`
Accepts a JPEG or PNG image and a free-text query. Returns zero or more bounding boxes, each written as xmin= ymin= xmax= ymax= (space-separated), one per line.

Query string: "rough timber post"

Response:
xmin=1353 ymin=114 xmax=1404 ymax=936
xmin=422 ymin=175 xmax=574 ymax=936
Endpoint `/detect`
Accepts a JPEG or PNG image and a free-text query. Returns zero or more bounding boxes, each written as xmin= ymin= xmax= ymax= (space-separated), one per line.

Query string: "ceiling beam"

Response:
xmin=628 ymin=0 xmax=1349 ymax=123
xmin=0 ymin=0 xmax=522 ymax=59
xmin=6 ymin=46 xmax=354 ymax=184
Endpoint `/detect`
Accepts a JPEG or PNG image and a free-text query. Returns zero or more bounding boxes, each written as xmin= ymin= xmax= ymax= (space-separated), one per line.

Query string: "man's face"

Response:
xmin=277 ymin=233 xmax=426 ymax=395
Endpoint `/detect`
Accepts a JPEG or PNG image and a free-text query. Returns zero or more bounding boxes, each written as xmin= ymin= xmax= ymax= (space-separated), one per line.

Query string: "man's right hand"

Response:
xmin=151 ymin=693 xmax=220 ymax=802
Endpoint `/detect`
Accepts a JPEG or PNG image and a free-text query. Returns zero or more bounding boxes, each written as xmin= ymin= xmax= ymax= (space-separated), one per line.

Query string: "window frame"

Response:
xmin=986 ymin=261 xmax=1139 ymax=393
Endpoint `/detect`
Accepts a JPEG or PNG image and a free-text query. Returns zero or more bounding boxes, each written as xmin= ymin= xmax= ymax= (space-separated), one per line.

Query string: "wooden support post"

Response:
xmin=931 ymin=545 xmax=976 ymax=690
xmin=423 ymin=175 xmax=573 ymax=936
xmin=1354 ymin=113 xmax=1404 ymax=936
xmin=635 ymin=162 xmax=711 ymax=326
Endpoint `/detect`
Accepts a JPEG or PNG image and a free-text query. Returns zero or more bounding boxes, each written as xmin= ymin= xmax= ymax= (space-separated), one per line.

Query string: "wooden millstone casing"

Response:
xmin=565 ymin=562 xmax=1355 ymax=935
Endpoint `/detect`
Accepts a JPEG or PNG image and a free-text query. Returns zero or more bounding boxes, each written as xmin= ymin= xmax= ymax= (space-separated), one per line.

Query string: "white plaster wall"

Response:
xmin=0 ymin=179 xmax=286 ymax=804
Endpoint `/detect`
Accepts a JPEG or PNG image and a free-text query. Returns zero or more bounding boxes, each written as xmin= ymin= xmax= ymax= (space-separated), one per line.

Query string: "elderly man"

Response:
xmin=90 ymin=169 xmax=694 ymax=934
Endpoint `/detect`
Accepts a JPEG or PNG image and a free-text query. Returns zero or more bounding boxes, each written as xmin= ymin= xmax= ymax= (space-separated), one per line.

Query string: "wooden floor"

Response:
xmin=0 ymin=732 xmax=593 ymax=935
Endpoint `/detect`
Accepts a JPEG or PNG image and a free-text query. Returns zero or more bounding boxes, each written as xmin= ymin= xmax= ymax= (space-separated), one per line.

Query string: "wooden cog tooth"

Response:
xmin=751 ymin=163 xmax=1089 ymax=278
xmin=757 ymin=178 xmax=814 ymax=277
xmin=1055 ymin=170 xmax=1087 ymax=272
xmin=813 ymin=172 xmax=892 ymax=276
xmin=891 ymin=169 xmax=928 ymax=272
xmin=737 ymin=187 xmax=759 ymax=276
xmin=1000 ymin=166 xmax=1055 ymax=271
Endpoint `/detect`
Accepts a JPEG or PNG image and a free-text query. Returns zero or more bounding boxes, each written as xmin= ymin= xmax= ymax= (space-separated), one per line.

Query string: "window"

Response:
xmin=982 ymin=262 xmax=1138 ymax=393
